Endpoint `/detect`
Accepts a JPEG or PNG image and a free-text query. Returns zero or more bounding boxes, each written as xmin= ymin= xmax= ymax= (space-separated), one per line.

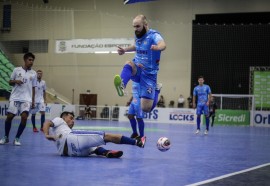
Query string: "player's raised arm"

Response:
xmin=117 ymin=45 xmax=136 ymax=55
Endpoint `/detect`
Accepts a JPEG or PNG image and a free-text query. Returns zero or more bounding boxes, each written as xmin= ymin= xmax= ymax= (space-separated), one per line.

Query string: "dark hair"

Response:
xmin=198 ymin=76 xmax=204 ymax=79
xmin=60 ymin=111 xmax=74 ymax=118
xmin=23 ymin=52 xmax=35 ymax=60
xmin=37 ymin=69 xmax=42 ymax=73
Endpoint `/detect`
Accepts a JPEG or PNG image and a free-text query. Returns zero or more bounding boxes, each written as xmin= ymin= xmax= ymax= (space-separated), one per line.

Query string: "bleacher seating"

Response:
xmin=0 ymin=49 xmax=14 ymax=92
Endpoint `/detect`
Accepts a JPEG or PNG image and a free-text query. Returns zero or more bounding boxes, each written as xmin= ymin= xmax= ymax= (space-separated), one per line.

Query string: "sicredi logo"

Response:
xmin=218 ymin=114 xmax=246 ymax=122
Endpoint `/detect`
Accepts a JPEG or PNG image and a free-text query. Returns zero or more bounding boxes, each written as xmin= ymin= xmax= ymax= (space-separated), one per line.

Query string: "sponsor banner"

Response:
xmin=55 ymin=38 xmax=134 ymax=53
xmin=214 ymin=110 xmax=250 ymax=125
xmin=0 ymin=101 xmax=75 ymax=120
xmin=253 ymin=111 xmax=270 ymax=126
xmin=118 ymin=106 xmax=197 ymax=124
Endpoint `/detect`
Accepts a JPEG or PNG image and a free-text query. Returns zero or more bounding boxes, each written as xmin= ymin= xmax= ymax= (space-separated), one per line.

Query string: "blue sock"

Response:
xmin=129 ymin=118 xmax=138 ymax=135
xmin=94 ymin=147 xmax=108 ymax=156
xmin=205 ymin=117 xmax=210 ymax=130
xmin=137 ymin=119 xmax=145 ymax=137
xmin=4 ymin=119 xmax=12 ymax=138
xmin=120 ymin=64 xmax=132 ymax=87
xmin=41 ymin=114 xmax=45 ymax=128
xmin=197 ymin=116 xmax=201 ymax=130
xmin=120 ymin=136 xmax=136 ymax=145
xmin=31 ymin=114 xmax=36 ymax=128
xmin=151 ymin=89 xmax=160 ymax=111
xmin=15 ymin=122 xmax=27 ymax=138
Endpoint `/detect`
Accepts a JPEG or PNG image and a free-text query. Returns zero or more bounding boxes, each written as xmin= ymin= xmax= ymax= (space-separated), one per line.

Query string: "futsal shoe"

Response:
xmin=40 ymin=128 xmax=44 ymax=132
xmin=0 ymin=136 xmax=9 ymax=144
xmin=33 ymin=127 xmax=39 ymax=132
xmin=130 ymin=133 xmax=139 ymax=139
xmin=13 ymin=138 xmax=21 ymax=146
xmin=114 ymin=75 xmax=126 ymax=97
xmin=195 ymin=129 xmax=200 ymax=134
xmin=204 ymin=130 xmax=208 ymax=135
xmin=136 ymin=136 xmax=146 ymax=148
xmin=105 ymin=150 xmax=123 ymax=158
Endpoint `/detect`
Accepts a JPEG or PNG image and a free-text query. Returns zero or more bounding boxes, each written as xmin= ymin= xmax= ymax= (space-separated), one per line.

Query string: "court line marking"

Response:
xmin=186 ymin=163 xmax=270 ymax=186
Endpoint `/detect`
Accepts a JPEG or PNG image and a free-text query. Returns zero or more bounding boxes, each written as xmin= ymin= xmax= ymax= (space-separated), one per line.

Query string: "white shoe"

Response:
xmin=13 ymin=138 xmax=21 ymax=146
xmin=204 ymin=130 xmax=208 ymax=135
xmin=195 ymin=129 xmax=200 ymax=134
xmin=156 ymin=83 xmax=163 ymax=91
xmin=0 ymin=136 xmax=9 ymax=144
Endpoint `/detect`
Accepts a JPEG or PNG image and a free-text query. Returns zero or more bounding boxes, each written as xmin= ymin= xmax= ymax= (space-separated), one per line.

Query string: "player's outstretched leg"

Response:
xmin=105 ymin=133 xmax=146 ymax=148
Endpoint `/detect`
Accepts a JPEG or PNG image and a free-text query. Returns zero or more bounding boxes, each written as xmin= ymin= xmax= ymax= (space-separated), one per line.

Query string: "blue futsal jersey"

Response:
xmin=133 ymin=29 xmax=164 ymax=75
xmin=193 ymin=84 xmax=211 ymax=115
xmin=128 ymin=82 xmax=144 ymax=118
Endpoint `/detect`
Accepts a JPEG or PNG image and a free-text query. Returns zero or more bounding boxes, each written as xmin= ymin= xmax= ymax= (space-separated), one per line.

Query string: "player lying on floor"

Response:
xmin=43 ymin=111 xmax=146 ymax=158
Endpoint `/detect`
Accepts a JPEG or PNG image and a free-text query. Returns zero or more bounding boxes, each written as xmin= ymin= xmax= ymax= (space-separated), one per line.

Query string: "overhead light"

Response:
xmin=94 ymin=51 xmax=135 ymax=54
xmin=94 ymin=51 xmax=110 ymax=54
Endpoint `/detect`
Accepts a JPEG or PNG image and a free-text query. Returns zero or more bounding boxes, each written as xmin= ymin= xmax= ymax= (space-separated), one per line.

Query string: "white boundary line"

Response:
xmin=186 ymin=163 xmax=270 ymax=186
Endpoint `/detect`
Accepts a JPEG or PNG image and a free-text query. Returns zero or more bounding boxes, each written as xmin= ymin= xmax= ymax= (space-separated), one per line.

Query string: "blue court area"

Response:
xmin=1 ymin=119 xmax=270 ymax=186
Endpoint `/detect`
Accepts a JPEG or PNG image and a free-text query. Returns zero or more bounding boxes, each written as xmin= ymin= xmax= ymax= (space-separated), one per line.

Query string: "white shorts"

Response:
xmin=30 ymin=102 xmax=46 ymax=114
xmin=66 ymin=130 xmax=105 ymax=157
xmin=7 ymin=101 xmax=31 ymax=115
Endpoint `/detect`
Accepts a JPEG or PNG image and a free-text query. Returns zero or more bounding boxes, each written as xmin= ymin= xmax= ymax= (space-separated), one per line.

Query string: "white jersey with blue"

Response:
xmin=133 ymin=29 xmax=164 ymax=75
xmin=128 ymin=82 xmax=144 ymax=118
xmin=50 ymin=117 xmax=72 ymax=155
xmin=35 ymin=80 xmax=46 ymax=103
xmin=9 ymin=67 xmax=37 ymax=102
xmin=50 ymin=117 xmax=105 ymax=156
xmin=193 ymin=84 xmax=211 ymax=105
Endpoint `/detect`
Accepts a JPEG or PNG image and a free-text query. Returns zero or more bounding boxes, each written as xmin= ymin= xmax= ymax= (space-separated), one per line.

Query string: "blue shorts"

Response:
xmin=128 ymin=97 xmax=144 ymax=118
xmin=196 ymin=104 xmax=209 ymax=116
xmin=131 ymin=66 xmax=157 ymax=100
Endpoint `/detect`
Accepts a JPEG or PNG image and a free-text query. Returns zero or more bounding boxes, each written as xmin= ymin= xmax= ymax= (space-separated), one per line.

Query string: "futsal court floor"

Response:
xmin=1 ymin=119 xmax=270 ymax=186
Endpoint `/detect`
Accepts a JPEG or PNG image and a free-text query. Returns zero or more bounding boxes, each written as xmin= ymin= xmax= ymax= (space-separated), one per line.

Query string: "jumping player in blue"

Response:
xmin=193 ymin=76 xmax=212 ymax=135
xmin=128 ymin=82 xmax=145 ymax=139
xmin=114 ymin=14 xmax=166 ymax=113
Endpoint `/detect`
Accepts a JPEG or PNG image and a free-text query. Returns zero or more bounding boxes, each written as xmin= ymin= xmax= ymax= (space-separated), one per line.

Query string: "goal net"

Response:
xmin=212 ymin=94 xmax=255 ymax=126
